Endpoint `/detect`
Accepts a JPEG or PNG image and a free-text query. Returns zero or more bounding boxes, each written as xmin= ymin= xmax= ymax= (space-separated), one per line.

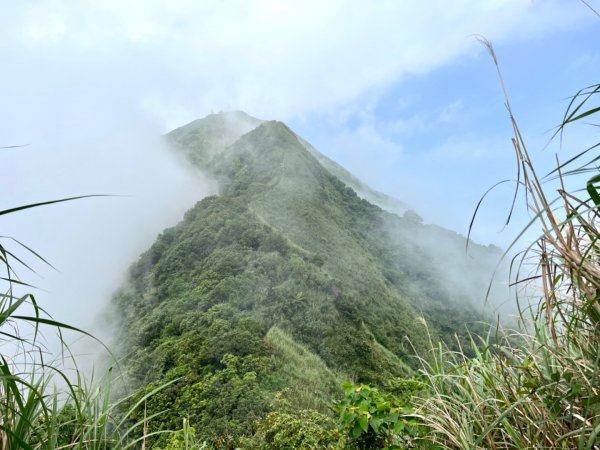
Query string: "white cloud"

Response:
xmin=0 ymin=0 xmax=593 ymax=353
xmin=0 ymin=0 xmax=588 ymax=128
xmin=22 ymin=10 xmax=66 ymax=43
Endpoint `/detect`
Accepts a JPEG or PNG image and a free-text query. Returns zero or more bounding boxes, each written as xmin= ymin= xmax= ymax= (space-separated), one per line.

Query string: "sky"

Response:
xmin=0 ymin=1 xmax=599 ymax=343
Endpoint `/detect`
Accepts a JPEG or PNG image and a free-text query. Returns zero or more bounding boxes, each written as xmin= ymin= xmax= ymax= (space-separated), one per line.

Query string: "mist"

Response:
xmin=374 ymin=208 xmax=518 ymax=324
xmin=1 ymin=0 xmax=594 ymax=369
xmin=1 ymin=111 xmax=217 ymax=359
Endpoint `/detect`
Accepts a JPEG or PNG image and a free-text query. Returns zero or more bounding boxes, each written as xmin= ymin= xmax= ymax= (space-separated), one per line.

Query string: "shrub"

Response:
xmin=334 ymin=383 xmax=423 ymax=449
xmin=244 ymin=409 xmax=337 ymax=450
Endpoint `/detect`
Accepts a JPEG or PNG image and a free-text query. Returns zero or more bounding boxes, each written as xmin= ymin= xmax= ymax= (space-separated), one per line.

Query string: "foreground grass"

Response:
xmin=0 ymin=198 xmax=174 ymax=449
xmin=3 ymin=38 xmax=598 ymax=449
xmin=411 ymin=44 xmax=600 ymax=449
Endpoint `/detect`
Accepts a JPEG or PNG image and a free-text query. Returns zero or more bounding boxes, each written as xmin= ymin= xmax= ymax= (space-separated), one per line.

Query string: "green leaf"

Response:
xmin=587 ymin=174 xmax=600 ymax=209
xmin=359 ymin=414 xmax=369 ymax=432
xmin=370 ymin=418 xmax=382 ymax=433
xmin=393 ymin=420 xmax=405 ymax=433
xmin=567 ymin=105 xmax=600 ymax=123
xmin=0 ymin=195 xmax=110 ymax=217
xmin=340 ymin=411 xmax=354 ymax=427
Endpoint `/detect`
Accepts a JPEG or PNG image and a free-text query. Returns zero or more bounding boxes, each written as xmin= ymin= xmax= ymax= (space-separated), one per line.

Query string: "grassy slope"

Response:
xmin=112 ymin=113 xmax=501 ymax=444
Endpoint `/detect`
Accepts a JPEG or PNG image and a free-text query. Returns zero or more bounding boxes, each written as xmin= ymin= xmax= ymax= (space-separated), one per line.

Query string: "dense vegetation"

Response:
xmin=3 ymin=46 xmax=598 ymax=450
xmin=111 ymin=112 xmax=503 ymax=447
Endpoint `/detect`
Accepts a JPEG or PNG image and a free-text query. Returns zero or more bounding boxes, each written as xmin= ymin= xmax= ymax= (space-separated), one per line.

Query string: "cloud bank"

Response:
xmin=0 ymin=1 xmax=592 ymax=352
xmin=1 ymin=1 xmax=587 ymax=130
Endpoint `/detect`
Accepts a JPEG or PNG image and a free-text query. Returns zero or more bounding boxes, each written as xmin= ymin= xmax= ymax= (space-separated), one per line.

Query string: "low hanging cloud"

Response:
xmin=1 ymin=109 xmax=216 ymax=336
xmin=0 ymin=1 xmax=592 ymax=356
xmin=0 ymin=1 xmax=588 ymax=131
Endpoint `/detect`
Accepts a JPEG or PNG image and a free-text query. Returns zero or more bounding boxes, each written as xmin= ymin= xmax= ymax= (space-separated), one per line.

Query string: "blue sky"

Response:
xmin=0 ymin=1 xmax=598 ymax=328
xmin=291 ymin=18 xmax=600 ymax=245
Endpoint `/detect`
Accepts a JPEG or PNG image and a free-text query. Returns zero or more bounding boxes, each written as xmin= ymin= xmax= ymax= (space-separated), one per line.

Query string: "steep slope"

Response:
xmin=112 ymin=113 xmax=504 ymax=445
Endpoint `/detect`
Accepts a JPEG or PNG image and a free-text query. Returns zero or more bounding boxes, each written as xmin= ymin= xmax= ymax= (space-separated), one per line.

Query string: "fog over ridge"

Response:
xmin=2 ymin=112 xmax=218 ymax=354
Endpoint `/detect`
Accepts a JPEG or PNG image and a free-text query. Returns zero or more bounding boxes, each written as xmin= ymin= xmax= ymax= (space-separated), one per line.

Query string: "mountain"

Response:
xmin=111 ymin=112 xmax=504 ymax=446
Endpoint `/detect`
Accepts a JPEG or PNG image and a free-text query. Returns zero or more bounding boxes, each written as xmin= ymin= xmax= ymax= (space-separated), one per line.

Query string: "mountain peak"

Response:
xmin=167 ymin=111 xmax=264 ymax=164
xmin=169 ymin=110 xmax=264 ymax=137
xmin=210 ymin=110 xmax=261 ymax=122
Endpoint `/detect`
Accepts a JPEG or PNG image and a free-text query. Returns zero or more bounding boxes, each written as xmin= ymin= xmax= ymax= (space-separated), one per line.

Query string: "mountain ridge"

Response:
xmin=168 ymin=112 xmax=410 ymax=218
xmin=112 ymin=111 xmax=505 ymax=446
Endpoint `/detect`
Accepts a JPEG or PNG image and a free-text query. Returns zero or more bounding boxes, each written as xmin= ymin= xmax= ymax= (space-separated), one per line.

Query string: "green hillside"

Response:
xmin=111 ymin=112 xmax=503 ymax=447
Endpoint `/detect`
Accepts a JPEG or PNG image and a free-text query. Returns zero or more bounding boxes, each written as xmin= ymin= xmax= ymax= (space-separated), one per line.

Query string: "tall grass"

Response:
xmin=0 ymin=196 xmax=169 ymax=448
xmin=412 ymin=41 xmax=600 ymax=449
